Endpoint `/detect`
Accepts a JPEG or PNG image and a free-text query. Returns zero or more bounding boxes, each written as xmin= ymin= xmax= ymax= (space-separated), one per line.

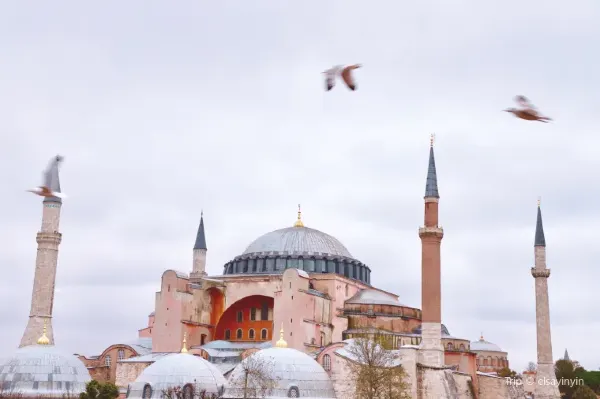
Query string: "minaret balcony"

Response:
xmin=36 ymin=232 xmax=62 ymax=245
xmin=418 ymin=226 xmax=444 ymax=238
xmin=531 ymin=268 xmax=551 ymax=278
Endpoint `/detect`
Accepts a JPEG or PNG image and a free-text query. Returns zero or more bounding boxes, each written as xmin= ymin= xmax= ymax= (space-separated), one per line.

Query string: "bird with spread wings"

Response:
xmin=504 ymin=95 xmax=552 ymax=122
xmin=323 ymin=64 xmax=362 ymax=91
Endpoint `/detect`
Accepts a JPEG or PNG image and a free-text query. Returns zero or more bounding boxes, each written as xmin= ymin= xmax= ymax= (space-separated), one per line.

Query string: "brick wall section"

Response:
xmin=20 ymin=201 xmax=62 ymax=347
xmin=115 ymin=362 xmax=151 ymax=391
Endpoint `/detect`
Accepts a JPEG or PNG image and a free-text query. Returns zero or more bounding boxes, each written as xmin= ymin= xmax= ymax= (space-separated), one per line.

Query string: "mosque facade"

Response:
xmin=75 ymin=143 xmax=529 ymax=398
xmin=4 ymin=145 xmax=552 ymax=398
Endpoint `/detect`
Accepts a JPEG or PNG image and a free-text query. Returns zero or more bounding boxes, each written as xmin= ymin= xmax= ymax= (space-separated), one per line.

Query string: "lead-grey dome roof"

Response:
xmin=242 ymin=226 xmax=353 ymax=258
xmin=0 ymin=344 xmax=91 ymax=398
xmin=222 ymin=347 xmax=336 ymax=398
xmin=127 ymin=353 xmax=226 ymax=398
xmin=346 ymin=289 xmax=405 ymax=307
xmin=470 ymin=337 xmax=504 ymax=353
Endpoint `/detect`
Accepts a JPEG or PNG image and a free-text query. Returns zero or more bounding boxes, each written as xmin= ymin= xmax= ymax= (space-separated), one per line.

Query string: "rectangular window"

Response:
xmin=261 ymin=302 xmax=268 ymax=321
xmin=250 ymin=308 xmax=256 ymax=321
xmin=237 ymin=310 xmax=243 ymax=323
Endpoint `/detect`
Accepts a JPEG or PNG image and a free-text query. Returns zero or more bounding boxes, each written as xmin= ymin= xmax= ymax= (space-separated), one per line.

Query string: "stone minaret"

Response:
xmin=19 ymin=160 xmax=63 ymax=347
xmin=418 ymin=136 xmax=445 ymax=366
xmin=191 ymin=211 xmax=207 ymax=278
xmin=531 ymin=201 xmax=560 ymax=399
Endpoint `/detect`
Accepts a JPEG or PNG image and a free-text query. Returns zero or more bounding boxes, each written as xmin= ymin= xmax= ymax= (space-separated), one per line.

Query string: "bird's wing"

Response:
xmin=514 ymin=95 xmax=536 ymax=110
xmin=341 ymin=67 xmax=355 ymax=88
xmin=325 ymin=75 xmax=335 ymax=91
xmin=42 ymin=155 xmax=63 ymax=189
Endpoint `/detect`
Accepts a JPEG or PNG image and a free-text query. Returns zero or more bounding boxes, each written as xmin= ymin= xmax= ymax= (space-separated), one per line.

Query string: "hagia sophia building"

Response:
xmin=1 ymin=141 xmax=540 ymax=399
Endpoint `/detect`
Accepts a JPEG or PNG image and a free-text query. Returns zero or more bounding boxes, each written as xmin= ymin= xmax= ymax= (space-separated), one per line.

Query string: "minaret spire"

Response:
xmin=535 ymin=198 xmax=546 ymax=247
xmin=531 ymin=200 xmax=561 ymax=398
xmin=192 ymin=211 xmax=208 ymax=278
xmin=425 ymin=134 xmax=439 ymax=199
xmin=419 ymin=136 xmax=445 ymax=367
xmin=20 ymin=155 xmax=64 ymax=347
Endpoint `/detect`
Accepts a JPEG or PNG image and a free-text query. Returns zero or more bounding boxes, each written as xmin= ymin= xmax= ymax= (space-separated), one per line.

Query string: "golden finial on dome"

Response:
xmin=37 ymin=319 xmax=50 ymax=345
xmin=275 ymin=323 xmax=288 ymax=348
xmin=430 ymin=133 xmax=435 ymax=147
xmin=181 ymin=331 xmax=188 ymax=353
xmin=480 ymin=332 xmax=484 ymax=341
xmin=293 ymin=204 xmax=304 ymax=228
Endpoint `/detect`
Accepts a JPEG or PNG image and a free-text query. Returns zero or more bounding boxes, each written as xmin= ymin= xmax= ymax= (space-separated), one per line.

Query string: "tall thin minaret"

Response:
xmin=531 ymin=200 xmax=560 ymax=399
xmin=191 ymin=211 xmax=207 ymax=277
xmin=20 ymin=157 xmax=64 ymax=347
xmin=418 ymin=135 xmax=445 ymax=366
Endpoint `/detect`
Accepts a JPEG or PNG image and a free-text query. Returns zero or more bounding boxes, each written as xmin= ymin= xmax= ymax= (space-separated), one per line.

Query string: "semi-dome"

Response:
xmin=222 ymin=330 xmax=335 ymax=398
xmin=0 ymin=344 xmax=91 ymax=397
xmin=470 ymin=336 xmax=504 ymax=353
xmin=346 ymin=289 xmax=405 ymax=307
xmin=222 ymin=209 xmax=372 ymax=285
xmin=126 ymin=352 xmax=226 ymax=398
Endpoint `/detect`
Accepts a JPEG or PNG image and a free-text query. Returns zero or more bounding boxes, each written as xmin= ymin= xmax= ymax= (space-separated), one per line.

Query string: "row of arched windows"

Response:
xmin=446 ymin=342 xmax=467 ymax=351
xmin=224 ymin=328 xmax=269 ymax=341
xmin=477 ymin=356 xmax=508 ymax=368
xmin=104 ymin=349 xmax=127 ymax=367
xmin=223 ymin=256 xmax=371 ymax=284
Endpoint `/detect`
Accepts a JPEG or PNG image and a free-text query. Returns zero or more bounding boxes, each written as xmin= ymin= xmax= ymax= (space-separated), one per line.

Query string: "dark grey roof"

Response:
xmin=424 ymin=146 xmax=439 ymax=198
xmin=535 ymin=205 xmax=546 ymax=247
xmin=194 ymin=212 xmax=207 ymax=250
xmin=43 ymin=155 xmax=63 ymax=204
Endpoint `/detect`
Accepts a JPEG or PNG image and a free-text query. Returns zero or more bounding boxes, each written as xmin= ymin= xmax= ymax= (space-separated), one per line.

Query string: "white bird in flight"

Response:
xmin=323 ymin=64 xmax=362 ymax=91
xmin=27 ymin=155 xmax=67 ymax=199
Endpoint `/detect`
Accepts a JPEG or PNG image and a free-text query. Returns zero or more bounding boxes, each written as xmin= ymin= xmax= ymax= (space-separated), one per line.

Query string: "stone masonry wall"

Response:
xmin=115 ymin=362 xmax=151 ymax=391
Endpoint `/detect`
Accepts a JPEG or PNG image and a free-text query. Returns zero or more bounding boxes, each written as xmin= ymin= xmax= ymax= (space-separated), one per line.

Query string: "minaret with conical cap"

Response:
xmin=191 ymin=211 xmax=208 ymax=278
xmin=418 ymin=135 xmax=445 ymax=366
xmin=20 ymin=156 xmax=64 ymax=347
xmin=531 ymin=199 xmax=560 ymax=399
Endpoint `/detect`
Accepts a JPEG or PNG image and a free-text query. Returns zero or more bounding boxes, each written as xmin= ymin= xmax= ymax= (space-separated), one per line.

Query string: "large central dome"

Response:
xmin=243 ymin=226 xmax=353 ymax=258
xmin=221 ymin=210 xmax=372 ymax=284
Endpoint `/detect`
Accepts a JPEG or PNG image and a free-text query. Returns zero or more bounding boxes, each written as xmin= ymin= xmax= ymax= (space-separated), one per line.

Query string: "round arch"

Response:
xmin=214 ymin=295 xmax=274 ymax=341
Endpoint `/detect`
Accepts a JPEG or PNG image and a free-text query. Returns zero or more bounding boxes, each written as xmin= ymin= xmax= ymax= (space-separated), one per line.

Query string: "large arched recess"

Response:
xmin=214 ymin=295 xmax=274 ymax=342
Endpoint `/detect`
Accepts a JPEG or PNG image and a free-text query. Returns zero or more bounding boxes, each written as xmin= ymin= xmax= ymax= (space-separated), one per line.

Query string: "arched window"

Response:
xmin=117 ymin=349 xmax=125 ymax=360
xmin=447 ymin=343 xmax=454 ymax=350
xmin=237 ymin=310 xmax=243 ymax=322
xmin=249 ymin=329 xmax=255 ymax=340
xmin=492 ymin=358 xmax=497 ymax=366
xmin=183 ymin=384 xmax=193 ymax=399
xmin=323 ymin=354 xmax=331 ymax=371
xmin=288 ymin=386 xmax=299 ymax=397
xmin=105 ymin=355 xmax=111 ymax=367
xmin=236 ymin=328 xmax=243 ymax=339
xmin=225 ymin=329 xmax=231 ymax=340
xmin=483 ymin=358 xmax=489 ymax=366
xmin=142 ymin=384 xmax=152 ymax=398
xmin=261 ymin=329 xmax=268 ymax=340
xmin=459 ymin=344 xmax=465 ymax=351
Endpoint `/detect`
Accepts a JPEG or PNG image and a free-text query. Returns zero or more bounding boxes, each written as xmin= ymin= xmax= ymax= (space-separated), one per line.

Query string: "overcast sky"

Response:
xmin=1 ymin=0 xmax=598 ymax=373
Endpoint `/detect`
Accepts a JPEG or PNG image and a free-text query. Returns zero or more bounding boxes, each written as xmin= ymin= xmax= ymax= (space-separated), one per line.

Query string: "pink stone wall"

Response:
xmin=151 ymin=270 xmax=190 ymax=352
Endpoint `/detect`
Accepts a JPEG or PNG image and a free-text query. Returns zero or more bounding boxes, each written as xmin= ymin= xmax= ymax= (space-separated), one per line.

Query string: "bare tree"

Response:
xmin=341 ymin=335 xmax=411 ymax=399
xmin=225 ymin=355 xmax=279 ymax=399
xmin=526 ymin=362 xmax=537 ymax=372
xmin=0 ymin=386 xmax=24 ymax=399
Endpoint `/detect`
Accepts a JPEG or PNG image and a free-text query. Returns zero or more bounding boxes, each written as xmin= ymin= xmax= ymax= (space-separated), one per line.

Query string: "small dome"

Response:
xmin=126 ymin=353 xmax=226 ymax=398
xmin=0 ymin=344 xmax=91 ymax=398
xmin=470 ymin=337 xmax=504 ymax=353
xmin=242 ymin=226 xmax=353 ymax=258
xmin=346 ymin=289 xmax=405 ymax=307
xmin=222 ymin=347 xmax=336 ymax=398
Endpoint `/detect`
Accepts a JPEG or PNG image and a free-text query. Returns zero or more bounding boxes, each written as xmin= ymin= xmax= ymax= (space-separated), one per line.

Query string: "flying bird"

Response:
xmin=27 ymin=155 xmax=67 ymax=199
xmin=504 ymin=95 xmax=552 ymax=122
xmin=323 ymin=64 xmax=362 ymax=91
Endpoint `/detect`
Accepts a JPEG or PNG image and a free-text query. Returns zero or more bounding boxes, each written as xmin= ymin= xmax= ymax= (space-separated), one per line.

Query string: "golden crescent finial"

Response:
xmin=537 ymin=197 xmax=541 ymax=207
xmin=293 ymin=204 xmax=304 ymax=227
xmin=181 ymin=331 xmax=188 ymax=353
xmin=430 ymin=134 xmax=435 ymax=147
xmin=276 ymin=323 xmax=288 ymax=348
xmin=37 ymin=319 xmax=50 ymax=345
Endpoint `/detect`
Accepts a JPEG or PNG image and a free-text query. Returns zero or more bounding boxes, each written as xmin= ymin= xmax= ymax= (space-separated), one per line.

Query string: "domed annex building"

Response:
xmin=471 ymin=335 xmax=510 ymax=374
xmin=78 ymin=143 xmax=528 ymax=398
xmin=0 ymin=324 xmax=91 ymax=398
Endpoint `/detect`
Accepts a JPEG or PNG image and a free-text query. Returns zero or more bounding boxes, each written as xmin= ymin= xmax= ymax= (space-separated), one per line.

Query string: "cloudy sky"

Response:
xmin=1 ymin=1 xmax=598 ymax=372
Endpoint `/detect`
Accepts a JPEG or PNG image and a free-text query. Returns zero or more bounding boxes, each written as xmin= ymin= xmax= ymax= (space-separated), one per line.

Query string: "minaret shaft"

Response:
xmin=20 ymin=201 xmax=62 ymax=347
xmin=531 ymin=204 xmax=560 ymax=399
